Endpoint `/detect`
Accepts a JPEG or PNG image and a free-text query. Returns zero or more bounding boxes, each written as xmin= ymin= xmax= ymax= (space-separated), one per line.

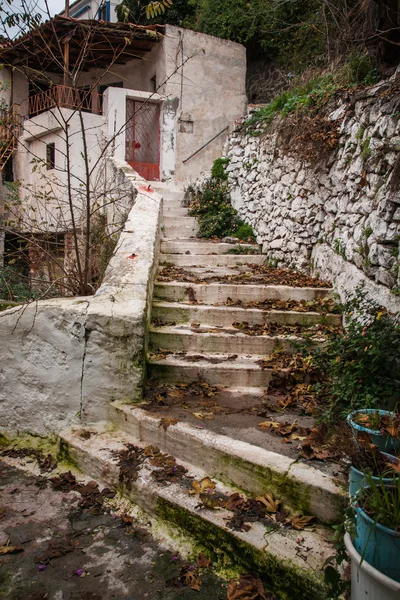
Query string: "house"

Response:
xmin=0 ymin=16 xmax=246 ymax=286
xmin=64 ymin=0 xmax=120 ymax=22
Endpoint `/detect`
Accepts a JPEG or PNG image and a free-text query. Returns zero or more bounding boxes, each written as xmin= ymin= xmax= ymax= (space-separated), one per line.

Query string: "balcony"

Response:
xmin=27 ymin=85 xmax=103 ymax=118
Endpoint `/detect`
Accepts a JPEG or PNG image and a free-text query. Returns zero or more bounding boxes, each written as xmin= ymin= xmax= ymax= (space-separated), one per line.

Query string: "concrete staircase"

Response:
xmin=60 ymin=188 xmax=347 ymax=599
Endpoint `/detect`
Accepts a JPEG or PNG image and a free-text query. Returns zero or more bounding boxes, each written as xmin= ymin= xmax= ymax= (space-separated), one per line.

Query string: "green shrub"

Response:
xmin=233 ymin=222 xmax=256 ymax=242
xmin=211 ymin=157 xmax=230 ymax=181
xmin=308 ymin=286 xmax=400 ymax=424
xmin=0 ymin=266 xmax=38 ymax=302
xmin=187 ymin=179 xmax=254 ymax=240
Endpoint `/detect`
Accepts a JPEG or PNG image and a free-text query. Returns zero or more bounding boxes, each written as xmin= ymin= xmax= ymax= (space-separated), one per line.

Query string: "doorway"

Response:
xmin=125 ymin=99 xmax=160 ymax=181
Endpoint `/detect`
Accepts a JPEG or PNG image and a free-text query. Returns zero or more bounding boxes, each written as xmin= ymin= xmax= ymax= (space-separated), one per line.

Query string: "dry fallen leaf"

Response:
xmin=227 ymin=573 xmax=269 ymax=600
xmin=258 ymin=420 xmax=280 ymax=431
xmin=197 ymin=552 xmax=211 ymax=568
xmin=256 ymin=493 xmax=280 ymax=513
xmin=0 ymin=545 xmax=24 ymax=555
xmin=193 ymin=411 xmax=214 ymax=420
xmin=184 ymin=570 xmax=202 ymax=591
xmin=159 ymin=418 xmax=178 ymax=430
xmin=189 ymin=476 xmax=216 ymax=496
xmin=290 ymin=514 xmax=315 ymax=530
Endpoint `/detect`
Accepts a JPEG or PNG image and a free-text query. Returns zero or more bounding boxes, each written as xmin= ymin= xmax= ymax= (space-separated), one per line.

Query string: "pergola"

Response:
xmin=0 ymin=16 xmax=165 ymax=73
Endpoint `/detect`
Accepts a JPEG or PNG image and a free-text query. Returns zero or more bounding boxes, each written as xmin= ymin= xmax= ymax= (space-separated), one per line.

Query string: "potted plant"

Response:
xmin=353 ymin=477 xmax=400 ymax=583
xmin=344 ymin=533 xmax=400 ymax=600
xmin=347 ymin=432 xmax=400 ymax=497
xmin=347 ymin=409 xmax=400 ymax=453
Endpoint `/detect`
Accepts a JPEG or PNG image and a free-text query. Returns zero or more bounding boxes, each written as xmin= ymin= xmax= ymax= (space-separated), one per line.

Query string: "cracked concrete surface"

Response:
xmin=0 ymin=461 xmax=229 ymax=600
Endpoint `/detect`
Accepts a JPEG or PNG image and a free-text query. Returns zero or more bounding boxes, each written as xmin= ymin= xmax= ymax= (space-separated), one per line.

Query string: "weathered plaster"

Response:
xmin=0 ymin=160 xmax=162 ymax=436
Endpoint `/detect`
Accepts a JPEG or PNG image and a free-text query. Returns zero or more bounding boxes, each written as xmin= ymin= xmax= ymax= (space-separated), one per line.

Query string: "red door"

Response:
xmin=125 ymin=100 xmax=160 ymax=180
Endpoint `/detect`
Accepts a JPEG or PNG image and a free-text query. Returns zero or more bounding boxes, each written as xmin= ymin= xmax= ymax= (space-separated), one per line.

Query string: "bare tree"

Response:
xmin=0 ymin=3 xmax=191 ymax=301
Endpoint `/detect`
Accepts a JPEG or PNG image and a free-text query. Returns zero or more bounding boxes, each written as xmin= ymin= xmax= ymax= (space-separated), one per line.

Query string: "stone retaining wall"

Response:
xmin=0 ymin=160 xmax=162 ymax=436
xmin=225 ymin=79 xmax=400 ymax=311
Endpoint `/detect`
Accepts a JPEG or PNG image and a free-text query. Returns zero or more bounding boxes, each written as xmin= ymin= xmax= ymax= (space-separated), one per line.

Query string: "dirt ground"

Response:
xmin=0 ymin=461 xmax=230 ymax=600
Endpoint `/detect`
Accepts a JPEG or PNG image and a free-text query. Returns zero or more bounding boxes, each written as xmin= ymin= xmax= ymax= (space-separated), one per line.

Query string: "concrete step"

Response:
xmin=147 ymin=352 xmax=277 ymax=387
xmin=162 ymin=207 xmax=190 ymax=217
xmin=162 ymin=225 xmax=199 ymax=238
xmin=163 ymin=216 xmax=197 ymax=228
xmin=154 ymin=282 xmax=333 ymax=304
xmin=161 ymin=240 xmax=259 ymax=255
xmin=60 ymin=424 xmax=334 ymax=599
xmin=152 ymin=301 xmax=342 ymax=327
xmin=110 ymin=404 xmax=347 ymax=525
xmin=160 ymin=253 xmax=265 ymax=267
xmin=149 ymin=324 xmax=307 ymax=355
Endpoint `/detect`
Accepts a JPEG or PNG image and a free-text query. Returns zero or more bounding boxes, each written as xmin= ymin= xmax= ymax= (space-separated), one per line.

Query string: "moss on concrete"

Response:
xmin=1 ymin=432 xmax=59 ymax=456
xmin=219 ymin=454 xmax=312 ymax=516
xmin=57 ymin=437 xmax=80 ymax=470
xmin=156 ymin=497 xmax=328 ymax=600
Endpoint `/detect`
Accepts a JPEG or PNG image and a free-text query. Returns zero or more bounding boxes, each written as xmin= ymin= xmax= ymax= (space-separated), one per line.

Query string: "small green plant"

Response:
xmin=356 ymin=126 xmax=366 ymax=141
xmin=265 ymin=257 xmax=279 ymax=268
xmin=0 ymin=266 xmax=39 ymax=302
xmin=234 ymin=222 xmax=256 ymax=242
xmin=305 ymin=285 xmax=400 ymax=423
xmin=226 ymin=245 xmax=259 ymax=255
xmin=187 ymin=167 xmax=255 ymax=240
xmin=361 ymin=136 xmax=372 ymax=162
xmin=211 ymin=157 xmax=230 ymax=181
xmin=363 ymin=227 xmax=373 ymax=239
xmin=358 ymin=476 xmax=400 ymax=532
xmin=333 ymin=239 xmax=347 ymax=260
xmin=187 ymin=179 xmax=247 ymax=239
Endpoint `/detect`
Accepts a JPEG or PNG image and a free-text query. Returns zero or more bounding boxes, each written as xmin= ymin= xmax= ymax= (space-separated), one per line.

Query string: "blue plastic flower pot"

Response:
xmin=354 ymin=502 xmax=400 ymax=583
xmin=350 ymin=452 xmax=400 ymax=497
xmin=347 ymin=409 xmax=400 ymax=453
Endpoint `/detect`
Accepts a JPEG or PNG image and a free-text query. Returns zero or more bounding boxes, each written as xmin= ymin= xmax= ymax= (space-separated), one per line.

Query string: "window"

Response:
xmin=150 ymin=76 xmax=157 ymax=93
xmin=46 ymin=143 xmax=55 ymax=170
xmin=98 ymin=1 xmax=110 ymax=20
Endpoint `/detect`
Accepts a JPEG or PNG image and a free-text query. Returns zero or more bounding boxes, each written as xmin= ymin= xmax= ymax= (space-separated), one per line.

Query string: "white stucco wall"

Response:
xmin=102 ymin=26 xmax=247 ymax=185
xmin=0 ymin=160 xmax=162 ymax=436
xmin=162 ymin=25 xmax=247 ymax=184
xmin=14 ymin=108 xmax=107 ymax=231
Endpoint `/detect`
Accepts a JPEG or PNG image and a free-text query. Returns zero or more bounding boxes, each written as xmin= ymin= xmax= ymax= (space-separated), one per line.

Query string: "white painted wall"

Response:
xmin=15 ymin=108 xmax=107 ymax=232
xmin=61 ymin=0 xmax=119 ymax=22
xmin=0 ymin=160 xmax=163 ymax=436
xmin=162 ymin=25 xmax=247 ymax=184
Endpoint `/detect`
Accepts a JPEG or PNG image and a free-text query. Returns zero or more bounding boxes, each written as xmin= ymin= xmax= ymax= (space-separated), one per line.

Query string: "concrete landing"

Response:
xmin=59 ymin=424 xmax=335 ymax=600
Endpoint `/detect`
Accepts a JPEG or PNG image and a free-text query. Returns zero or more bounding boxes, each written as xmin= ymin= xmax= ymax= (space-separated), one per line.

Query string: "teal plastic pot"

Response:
xmin=347 ymin=409 xmax=400 ymax=453
xmin=354 ymin=501 xmax=400 ymax=583
xmin=350 ymin=452 xmax=400 ymax=498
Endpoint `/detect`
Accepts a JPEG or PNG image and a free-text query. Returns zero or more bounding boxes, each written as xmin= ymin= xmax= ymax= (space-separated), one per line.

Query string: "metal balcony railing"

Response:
xmin=27 ymin=85 xmax=103 ymax=118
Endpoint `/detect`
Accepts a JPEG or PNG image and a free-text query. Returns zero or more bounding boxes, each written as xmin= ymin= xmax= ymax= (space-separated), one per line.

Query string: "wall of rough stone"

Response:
xmin=226 ymin=79 xmax=400 ymax=312
xmin=0 ymin=160 xmax=162 ymax=436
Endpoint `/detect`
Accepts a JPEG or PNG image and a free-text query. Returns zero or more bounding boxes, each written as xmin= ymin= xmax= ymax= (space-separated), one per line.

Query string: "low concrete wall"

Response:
xmin=0 ymin=160 xmax=162 ymax=436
